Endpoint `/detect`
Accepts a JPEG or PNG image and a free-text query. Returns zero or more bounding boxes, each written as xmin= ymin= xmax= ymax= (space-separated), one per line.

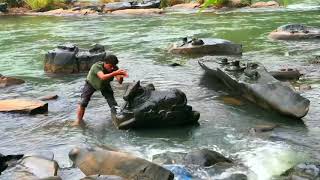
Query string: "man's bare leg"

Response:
xmin=73 ymin=105 xmax=86 ymax=126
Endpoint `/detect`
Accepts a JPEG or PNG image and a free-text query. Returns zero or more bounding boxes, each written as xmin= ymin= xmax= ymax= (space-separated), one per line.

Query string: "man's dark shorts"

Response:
xmin=79 ymin=81 xmax=117 ymax=108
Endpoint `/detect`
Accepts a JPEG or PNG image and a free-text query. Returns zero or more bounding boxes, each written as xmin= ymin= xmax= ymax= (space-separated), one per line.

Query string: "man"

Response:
xmin=74 ymin=54 xmax=128 ymax=125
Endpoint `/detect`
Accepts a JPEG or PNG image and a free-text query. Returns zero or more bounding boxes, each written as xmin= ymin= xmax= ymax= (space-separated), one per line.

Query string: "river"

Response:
xmin=0 ymin=1 xmax=319 ymax=179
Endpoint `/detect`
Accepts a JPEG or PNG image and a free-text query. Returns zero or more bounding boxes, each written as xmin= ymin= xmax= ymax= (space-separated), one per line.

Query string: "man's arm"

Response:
xmin=96 ymin=69 xmax=127 ymax=81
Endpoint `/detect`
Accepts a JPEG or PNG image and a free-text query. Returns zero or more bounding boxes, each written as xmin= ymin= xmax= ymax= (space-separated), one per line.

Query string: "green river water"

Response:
xmin=0 ymin=1 xmax=319 ymax=179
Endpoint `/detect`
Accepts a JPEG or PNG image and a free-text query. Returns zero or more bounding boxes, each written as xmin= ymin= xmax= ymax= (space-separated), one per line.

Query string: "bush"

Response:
xmin=0 ymin=0 xmax=23 ymax=7
xmin=203 ymin=0 xmax=228 ymax=7
xmin=24 ymin=0 xmax=55 ymax=10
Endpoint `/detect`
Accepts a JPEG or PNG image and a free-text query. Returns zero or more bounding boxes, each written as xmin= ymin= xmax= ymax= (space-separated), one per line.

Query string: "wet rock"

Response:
xmin=0 ymin=99 xmax=48 ymax=114
xmin=103 ymin=0 xmax=160 ymax=12
xmin=44 ymin=44 xmax=106 ymax=73
xmin=169 ymin=62 xmax=181 ymax=67
xmin=152 ymin=149 xmax=232 ymax=167
xmin=168 ymin=38 xmax=242 ymax=56
xmin=169 ymin=2 xmax=200 ymax=9
xmin=249 ymin=124 xmax=278 ymax=135
xmin=112 ymin=81 xmax=200 ymax=130
xmin=38 ymin=94 xmax=59 ymax=101
xmin=81 ymin=174 xmax=124 ymax=180
xmin=219 ymin=96 xmax=243 ymax=106
xmin=226 ymin=0 xmax=250 ymax=8
xmin=198 ymin=58 xmax=310 ymax=119
xmin=1 ymin=154 xmax=60 ymax=179
xmin=69 ymin=147 xmax=174 ymax=180
xmin=0 ymin=75 xmax=25 ymax=88
xmin=280 ymin=162 xmax=320 ymax=179
xmin=184 ymin=149 xmax=232 ymax=167
xmin=0 ymin=3 xmax=8 ymax=13
xmin=269 ymin=24 xmax=320 ymax=40
xmin=295 ymin=84 xmax=312 ymax=92
xmin=221 ymin=173 xmax=248 ymax=180
xmin=152 ymin=152 xmax=187 ymax=165
xmin=250 ymin=1 xmax=279 ymax=8
xmin=269 ymin=68 xmax=302 ymax=81
xmin=38 ymin=8 xmax=100 ymax=16
xmin=163 ymin=164 xmax=192 ymax=179
xmin=0 ymin=153 xmax=23 ymax=174
xmin=111 ymin=8 xmax=163 ymax=15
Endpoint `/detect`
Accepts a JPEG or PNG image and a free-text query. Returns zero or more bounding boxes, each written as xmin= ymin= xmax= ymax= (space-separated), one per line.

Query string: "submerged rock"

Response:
xmin=198 ymin=57 xmax=310 ymax=118
xmin=152 ymin=149 xmax=232 ymax=167
xmin=280 ymin=162 xmax=320 ymax=179
xmin=44 ymin=44 xmax=106 ymax=73
xmin=111 ymin=80 xmax=200 ymax=130
xmin=38 ymin=94 xmax=59 ymax=101
xmin=111 ymin=8 xmax=163 ymax=15
xmin=69 ymin=147 xmax=174 ymax=179
xmin=269 ymin=24 xmax=320 ymax=40
xmin=0 ymin=75 xmax=25 ymax=88
xmin=0 ymin=99 xmax=48 ymax=114
xmin=81 ymin=174 xmax=124 ymax=180
xmin=168 ymin=38 xmax=242 ymax=56
xmin=269 ymin=68 xmax=302 ymax=81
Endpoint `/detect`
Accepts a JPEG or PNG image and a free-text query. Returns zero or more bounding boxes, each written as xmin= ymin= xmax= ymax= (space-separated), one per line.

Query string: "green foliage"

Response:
xmin=199 ymin=0 xmax=227 ymax=11
xmin=240 ymin=0 xmax=251 ymax=6
xmin=24 ymin=0 xmax=55 ymax=10
xmin=0 ymin=0 xmax=23 ymax=7
xmin=279 ymin=0 xmax=290 ymax=6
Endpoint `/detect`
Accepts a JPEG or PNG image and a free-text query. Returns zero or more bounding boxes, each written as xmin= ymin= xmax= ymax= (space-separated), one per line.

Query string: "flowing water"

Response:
xmin=0 ymin=1 xmax=319 ymax=179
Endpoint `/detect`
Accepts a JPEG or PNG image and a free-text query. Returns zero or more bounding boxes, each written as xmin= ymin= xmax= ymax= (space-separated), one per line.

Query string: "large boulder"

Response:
xmin=69 ymin=147 xmax=174 ymax=180
xmin=44 ymin=44 xmax=106 ymax=73
xmin=279 ymin=162 xmax=320 ymax=179
xmin=198 ymin=57 xmax=310 ymax=118
xmin=112 ymin=81 xmax=200 ymax=130
xmin=152 ymin=149 xmax=232 ymax=167
xmin=111 ymin=8 xmax=163 ymax=15
xmin=0 ymin=99 xmax=48 ymax=114
xmin=0 ymin=74 xmax=25 ymax=88
xmin=269 ymin=24 xmax=320 ymax=40
xmin=168 ymin=37 xmax=242 ymax=56
xmin=0 ymin=153 xmax=23 ymax=174
xmin=269 ymin=68 xmax=302 ymax=81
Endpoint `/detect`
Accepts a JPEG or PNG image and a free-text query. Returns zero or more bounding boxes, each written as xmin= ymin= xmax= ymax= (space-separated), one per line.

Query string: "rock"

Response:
xmin=219 ymin=96 xmax=243 ymax=106
xmin=38 ymin=94 xmax=59 ymax=101
xmin=169 ymin=2 xmax=200 ymax=9
xmin=169 ymin=62 xmax=181 ymax=67
xmin=168 ymin=38 xmax=242 ymax=56
xmin=69 ymin=147 xmax=174 ymax=180
xmin=44 ymin=44 xmax=106 ymax=73
xmin=152 ymin=152 xmax=187 ymax=165
xmin=152 ymin=149 xmax=232 ymax=167
xmin=226 ymin=0 xmax=250 ymax=8
xmin=0 ymin=153 xmax=24 ymax=174
xmin=0 ymin=3 xmax=8 ymax=13
xmin=198 ymin=57 xmax=310 ymax=119
xmin=269 ymin=24 xmax=320 ymax=40
xmin=0 ymin=76 xmax=25 ymax=88
xmin=163 ymin=165 xmax=192 ymax=180
xmin=1 ymin=154 xmax=60 ymax=179
xmin=280 ymin=162 xmax=320 ymax=179
xmin=269 ymin=68 xmax=302 ymax=81
xmin=296 ymin=84 xmax=312 ymax=91
xmin=221 ymin=173 xmax=248 ymax=180
xmin=249 ymin=124 xmax=278 ymax=135
xmin=112 ymin=81 xmax=200 ymax=130
xmin=184 ymin=149 xmax=232 ymax=167
xmin=0 ymin=99 xmax=48 ymax=114
xmin=81 ymin=174 xmax=124 ymax=180
xmin=250 ymin=1 xmax=279 ymax=8
xmin=103 ymin=0 xmax=160 ymax=12
xmin=111 ymin=8 xmax=163 ymax=15
xmin=39 ymin=8 xmax=99 ymax=16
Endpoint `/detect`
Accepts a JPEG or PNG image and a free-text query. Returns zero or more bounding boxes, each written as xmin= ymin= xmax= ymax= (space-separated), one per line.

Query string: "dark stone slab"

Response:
xmin=168 ymin=38 xmax=242 ymax=56
xmin=198 ymin=57 xmax=310 ymax=118
xmin=0 ymin=3 xmax=8 ymax=13
xmin=111 ymin=81 xmax=200 ymax=130
xmin=269 ymin=68 xmax=302 ymax=81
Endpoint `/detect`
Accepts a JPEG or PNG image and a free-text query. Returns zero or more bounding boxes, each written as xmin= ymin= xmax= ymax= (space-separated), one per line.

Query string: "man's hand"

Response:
xmin=114 ymin=69 xmax=128 ymax=77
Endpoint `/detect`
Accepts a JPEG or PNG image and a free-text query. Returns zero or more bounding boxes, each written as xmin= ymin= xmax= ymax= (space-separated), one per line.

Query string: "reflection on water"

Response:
xmin=0 ymin=2 xmax=319 ymax=179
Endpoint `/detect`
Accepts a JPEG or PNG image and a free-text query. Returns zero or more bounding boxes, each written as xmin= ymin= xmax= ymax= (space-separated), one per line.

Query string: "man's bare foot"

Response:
xmin=71 ymin=120 xmax=86 ymax=127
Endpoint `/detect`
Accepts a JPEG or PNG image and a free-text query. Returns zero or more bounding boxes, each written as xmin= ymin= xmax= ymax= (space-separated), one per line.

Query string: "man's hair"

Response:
xmin=104 ymin=54 xmax=118 ymax=65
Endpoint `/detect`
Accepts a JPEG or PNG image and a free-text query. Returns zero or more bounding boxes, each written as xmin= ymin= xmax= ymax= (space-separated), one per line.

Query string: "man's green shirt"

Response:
xmin=87 ymin=62 xmax=113 ymax=90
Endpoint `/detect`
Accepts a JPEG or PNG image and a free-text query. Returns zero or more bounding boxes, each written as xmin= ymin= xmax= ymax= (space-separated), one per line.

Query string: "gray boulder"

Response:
xmin=269 ymin=24 xmax=320 ymax=40
xmin=44 ymin=44 xmax=106 ymax=73
xmin=280 ymin=162 xmax=320 ymax=180
xmin=168 ymin=38 xmax=242 ymax=56
xmin=0 ymin=3 xmax=8 ymax=13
